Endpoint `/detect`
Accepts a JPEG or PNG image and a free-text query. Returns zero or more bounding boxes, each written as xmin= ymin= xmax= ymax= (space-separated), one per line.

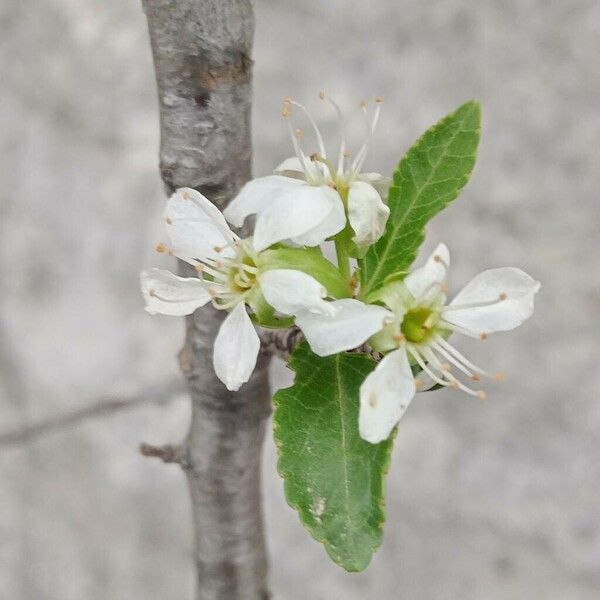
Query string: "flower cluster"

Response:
xmin=141 ymin=95 xmax=540 ymax=444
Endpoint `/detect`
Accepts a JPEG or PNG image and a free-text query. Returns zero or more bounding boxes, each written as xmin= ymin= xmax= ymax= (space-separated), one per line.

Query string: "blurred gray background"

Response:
xmin=1 ymin=1 xmax=599 ymax=598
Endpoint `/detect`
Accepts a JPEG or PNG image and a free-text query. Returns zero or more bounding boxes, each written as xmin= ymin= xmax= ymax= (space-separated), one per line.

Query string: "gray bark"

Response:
xmin=142 ymin=2 xmax=271 ymax=599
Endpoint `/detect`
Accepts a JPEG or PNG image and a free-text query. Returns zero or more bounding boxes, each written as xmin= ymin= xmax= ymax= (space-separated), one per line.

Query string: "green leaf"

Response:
xmin=360 ymin=100 xmax=481 ymax=297
xmin=273 ymin=343 xmax=393 ymax=572
xmin=259 ymin=246 xmax=351 ymax=299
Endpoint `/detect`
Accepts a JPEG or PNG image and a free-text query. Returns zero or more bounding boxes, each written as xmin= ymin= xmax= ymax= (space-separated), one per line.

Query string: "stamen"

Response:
xmin=326 ymin=96 xmax=348 ymax=176
xmin=295 ymin=128 xmax=304 ymax=139
xmin=184 ymin=195 xmax=240 ymax=242
xmin=433 ymin=253 xmax=449 ymax=269
xmin=284 ymin=115 xmax=313 ymax=179
xmin=393 ymin=333 xmax=405 ymax=344
xmin=441 ymin=320 xmax=482 ymax=339
xmin=194 ymin=263 xmax=227 ymax=281
xmin=289 ymin=100 xmax=327 ymax=159
xmin=422 ymin=347 xmax=484 ymax=398
xmin=165 ymin=217 xmax=172 ymax=224
xmin=155 ymin=242 xmax=167 ymax=254
xmin=433 ymin=335 xmax=497 ymax=380
xmin=430 ymin=340 xmax=476 ymax=379
xmin=441 ymin=293 xmax=508 ymax=313
xmin=417 ymin=280 xmax=446 ymax=305
xmin=406 ymin=346 xmax=450 ymax=388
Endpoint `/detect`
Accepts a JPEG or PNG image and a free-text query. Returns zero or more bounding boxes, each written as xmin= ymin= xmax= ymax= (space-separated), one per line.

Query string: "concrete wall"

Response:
xmin=1 ymin=1 xmax=599 ymax=598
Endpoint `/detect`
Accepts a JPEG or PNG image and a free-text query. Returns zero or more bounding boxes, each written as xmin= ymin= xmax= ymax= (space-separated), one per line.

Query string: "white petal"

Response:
xmin=165 ymin=188 xmax=235 ymax=261
xmin=347 ymin=181 xmax=390 ymax=247
xmin=275 ymin=156 xmax=329 ymax=182
xmin=359 ymin=348 xmax=416 ymax=444
xmin=253 ymin=185 xmax=344 ymax=252
xmin=360 ymin=172 xmax=392 ymax=200
xmin=223 ymin=175 xmax=305 ymax=228
xmin=444 ymin=267 xmax=541 ymax=335
xmin=260 ymin=269 xmax=334 ymax=316
xmin=295 ymin=299 xmax=393 ymax=356
xmin=213 ymin=302 xmax=260 ymax=391
xmin=289 ymin=187 xmax=346 ymax=247
xmin=140 ymin=268 xmax=210 ymax=316
xmin=404 ymin=243 xmax=450 ymax=300
xmin=274 ymin=157 xmax=307 ymax=179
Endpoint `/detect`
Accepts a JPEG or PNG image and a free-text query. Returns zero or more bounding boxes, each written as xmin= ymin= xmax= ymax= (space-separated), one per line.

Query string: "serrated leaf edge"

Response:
xmin=272 ymin=347 xmax=396 ymax=572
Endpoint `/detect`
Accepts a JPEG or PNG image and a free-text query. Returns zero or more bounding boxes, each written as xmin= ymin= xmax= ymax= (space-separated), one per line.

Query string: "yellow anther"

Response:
xmin=182 ymin=191 xmax=191 ymax=200
xmin=194 ymin=265 xmax=204 ymax=273
xmin=149 ymin=289 xmax=156 ymax=297
xmin=343 ymin=151 xmax=352 ymax=157
xmin=319 ymin=91 xmax=326 ymax=100
xmin=281 ymin=105 xmax=291 ymax=117
xmin=495 ymin=372 xmax=506 ymax=382
xmin=295 ymin=128 xmax=304 ymax=138
xmin=480 ymin=333 xmax=488 ymax=341
xmin=375 ymin=96 xmax=384 ymax=103
xmin=477 ymin=390 xmax=487 ymax=401
xmin=359 ymin=100 xmax=368 ymax=108
xmin=392 ymin=333 xmax=405 ymax=344
xmin=155 ymin=242 xmax=167 ymax=253
xmin=499 ymin=292 xmax=508 ymax=301
xmin=414 ymin=378 xmax=424 ymax=390
xmin=165 ymin=217 xmax=172 ymax=224
xmin=470 ymin=374 xmax=481 ymax=382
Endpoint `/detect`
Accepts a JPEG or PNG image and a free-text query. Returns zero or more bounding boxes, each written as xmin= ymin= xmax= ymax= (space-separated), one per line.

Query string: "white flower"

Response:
xmin=141 ymin=188 xmax=339 ymax=391
xmin=295 ymin=243 xmax=540 ymax=444
xmin=224 ymin=94 xmax=391 ymax=252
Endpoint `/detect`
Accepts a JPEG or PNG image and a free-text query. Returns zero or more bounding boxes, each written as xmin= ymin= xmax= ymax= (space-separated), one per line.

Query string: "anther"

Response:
xmin=319 ymin=91 xmax=326 ymax=100
xmin=499 ymin=292 xmax=508 ymax=301
xmin=343 ymin=151 xmax=352 ymax=157
xmin=213 ymin=246 xmax=222 ymax=253
xmin=494 ymin=372 xmax=506 ymax=382
xmin=155 ymin=242 xmax=167 ymax=253
xmin=149 ymin=289 xmax=156 ymax=297
xmin=281 ymin=105 xmax=291 ymax=118
xmin=470 ymin=374 xmax=481 ymax=382
xmin=393 ymin=333 xmax=405 ymax=344
xmin=359 ymin=100 xmax=367 ymax=108
xmin=375 ymin=96 xmax=384 ymax=103
xmin=414 ymin=378 xmax=424 ymax=390
xmin=477 ymin=390 xmax=487 ymax=401
xmin=195 ymin=265 xmax=204 ymax=273
xmin=165 ymin=217 xmax=172 ymax=224
xmin=368 ymin=394 xmax=378 ymax=408
xmin=480 ymin=333 xmax=488 ymax=341
xmin=295 ymin=128 xmax=304 ymax=139
xmin=182 ymin=191 xmax=191 ymax=200
xmin=309 ymin=152 xmax=319 ymax=161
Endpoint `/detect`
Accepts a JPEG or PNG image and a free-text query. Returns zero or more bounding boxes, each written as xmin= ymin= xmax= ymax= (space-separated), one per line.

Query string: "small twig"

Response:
xmin=260 ymin=326 xmax=381 ymax=361
xmin=140 ymin=442 xmax=191 ymax=469
xmin=259 ymin=326 xmax=304 ymax=360
xmin=0 ymin=378 xmax=186 ymax=448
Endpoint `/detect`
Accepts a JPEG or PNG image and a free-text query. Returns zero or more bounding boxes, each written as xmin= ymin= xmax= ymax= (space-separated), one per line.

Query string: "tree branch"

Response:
xmin=142 ymin=2 xmax=271 ymax=599
xmin=0 ymin=379 xmax=185 ymax=448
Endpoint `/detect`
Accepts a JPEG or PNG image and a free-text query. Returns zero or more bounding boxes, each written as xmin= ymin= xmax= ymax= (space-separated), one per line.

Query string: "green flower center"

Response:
xmin=400 ymin=307 xmax=439 ymax=344
xmin=228 ymin=252 xmax=258 ymax=294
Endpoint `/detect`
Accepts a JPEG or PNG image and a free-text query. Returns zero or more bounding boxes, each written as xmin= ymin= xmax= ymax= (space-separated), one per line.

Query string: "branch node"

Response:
xmin=140 ymin=442 xmax=191 ymax=470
